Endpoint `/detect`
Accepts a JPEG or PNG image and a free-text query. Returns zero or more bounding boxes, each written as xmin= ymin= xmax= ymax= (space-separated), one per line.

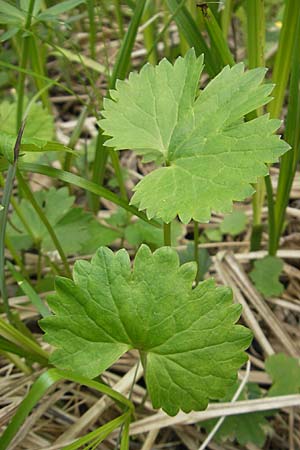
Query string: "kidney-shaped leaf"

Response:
xmin=100 ymin=49 xmax=290 ymax=223
xmin=41 ymin=245 xmax=252 ymax=415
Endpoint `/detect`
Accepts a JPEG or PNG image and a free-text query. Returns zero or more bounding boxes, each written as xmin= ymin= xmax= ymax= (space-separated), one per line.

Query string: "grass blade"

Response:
xmin=272 ymin=12 xmax=300 ymax=254
xmin=268 ymin=0 xmax=300 ymax=118
xmin=0 ymin=122 xmax=25 ymax=323
xmin=7 ymin=262 xmax=50 ymax=318
xmin=165 ymin=0 xmax=218 ymax=76
xmin=0 ymin=368 xmax=134 ymax=450
xmin=91 ymin=0 xmax=147 ymax=211
xmin=200 ymin=6 xmax=235 ymax=67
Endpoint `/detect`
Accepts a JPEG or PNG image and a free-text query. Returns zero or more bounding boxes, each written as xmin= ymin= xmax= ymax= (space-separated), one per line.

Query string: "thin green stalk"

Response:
xmin=0 ymin=123 xmax=25 ymax=323
xmin=0 ymin=317 xmax=49 ymax=364
xmin=201 ymin=6 xmax=235 ymax=67
xmin=64 ymin=105 xmax=89 ymax=172
xmin=29 ymin=36 xmax=51 ymax=113
xmin=62 ymin=413 xmax=129 ymax=450
xmin=16 ymin=0 xmax=35 ymax=130
xmin=163 ymin=222 xmax=171 ymax=246
xmin=7 ymin=262 xmax=50 ymax=318
xmin=87 ymin=0 xmax=97 ymax=59
xmin=144 ymin=0 xmax=186 ymax=64
xmin=0 ymin=350 xmax=32 ymax=375
xmin=272 ymin=11 xmax=300 ymax=253
xmin=221 ymin=0 xmax=233 ymax=38
xmin=142 ymin=0 xmax=158 ymax=65
xmin=194 ymin=220 xmax=200 ymax=284
xmin=0 ymin=165 xmax=17 ymax=323
xmin=246 ymin=0 xmax=265 ymax=69
xmin=17 ymin=171 xmax=72 ymax=278
xmin=0 ymin=60 xmax=81 ymax=101
xmin=268 ymin=0 xmax=300 ymax=119
xmin=92 ymin=0 xmax=146 ymax=210
xmin=246 ymin=0 xmax=266 ymax=250
xmin=265 ymin=175 xmax=276 ymax=256
xmin=5 ymin=235 xmax=27 ymax=276
xmin=113 ymin=0 xmax=125 ymax=38
xmin=166 ymin=0 xmax=217 ymax=76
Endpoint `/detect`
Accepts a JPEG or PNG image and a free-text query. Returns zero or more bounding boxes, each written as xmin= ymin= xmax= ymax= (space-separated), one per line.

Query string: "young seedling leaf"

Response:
xmin=249 ymin=255 xmax=284 ymax=297
xmin=41 ymin=245 xmax=252 ymax=415
xmin=220 ymin=210 xmax=248 ymax=236
xmin=265 ymin=353 xmax=300 ymax=396
xmin=203 ymin=383 xmax=271 ymax=447
xmin=100 ymin=49 xmax=290 ymax=224
xmin=7 ymin=187 xmax=119 ymax=255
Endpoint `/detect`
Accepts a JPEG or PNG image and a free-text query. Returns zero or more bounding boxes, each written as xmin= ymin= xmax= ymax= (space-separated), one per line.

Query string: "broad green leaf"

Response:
xmin=220 ymin=210 xmax=248 ymax=236
xmin=265 ymin=353 xmax=300 ymax=396
xmin=249 ymin=256 xmax=284 ymax=297
xmin=7 ymin=187 xmax=119 ymax=255
xmin=203 ymin=383 xmax=271 ymax=447
xmin=41 ymin=245 xmax=252 ymax=415
xmin=100 ymin=49 xmax=290 ymax=224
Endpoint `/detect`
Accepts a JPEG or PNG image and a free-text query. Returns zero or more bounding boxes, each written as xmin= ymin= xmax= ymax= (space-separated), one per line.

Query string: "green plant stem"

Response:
xmin=87 ymin=0 xmax=96 ymax=59
xmin=64 ymin=105 xmax=89 ymax=172
xmin=272 ymin=10 xmax=300 ymax=253
xmin=163 ymin=222 xmax=171 ymax=246
xmin=246 ymin=0 xmax=266 ymax=251
xmin=142 ymin=0 xmax=158 ymax=65
xmin=194 ymin=220 xmax=200 ymax=284
xmin=16 ymin=0 xmax=35 ymax=130
xmin=221 ymin=0 xmax=233 ymax=38
xmin=92 ymin=0 xmax=146 ymax=211
xmin=16 ymin=171 xmax=72 ymax=278
xmin=7 ymin=262 xmax=50 ymax=318
xmin=30 ymin=36 xmax=51 ymax=113
xmin=5 ymin=235 xmax=26 ymax=276
xmin=0 ymin=123 xmax=26 ymax=323
xmin=0 ymin=164 xmax=17 ymax=323
xmin=0 ymin=317 xmax=49 ymax=364
xmin=268 ymin=0 xmax=300 ymax=119
xmin=166 ymin=0 xmax=218 ymax=76
xmin=113 ymin=0 xmax=125 ymax=38
xmin=202 ymin=7 xmax=235 ymax=67
xmin=265 ymin=174 xmax=276 ymax=256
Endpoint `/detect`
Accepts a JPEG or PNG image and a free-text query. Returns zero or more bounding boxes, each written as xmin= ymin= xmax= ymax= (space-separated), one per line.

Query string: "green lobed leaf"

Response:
xmin=41 ymin=244 xmax=252 ymax=415
xmin=249 ymin=255 xmax=284 ymax=297
xmin=7 ymin=187 xmax=119 ymax=255
xmin=100 ymin=49 xmax=290 ymax=224
xmin=265 ymin=353 xmax=300 ymax=396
